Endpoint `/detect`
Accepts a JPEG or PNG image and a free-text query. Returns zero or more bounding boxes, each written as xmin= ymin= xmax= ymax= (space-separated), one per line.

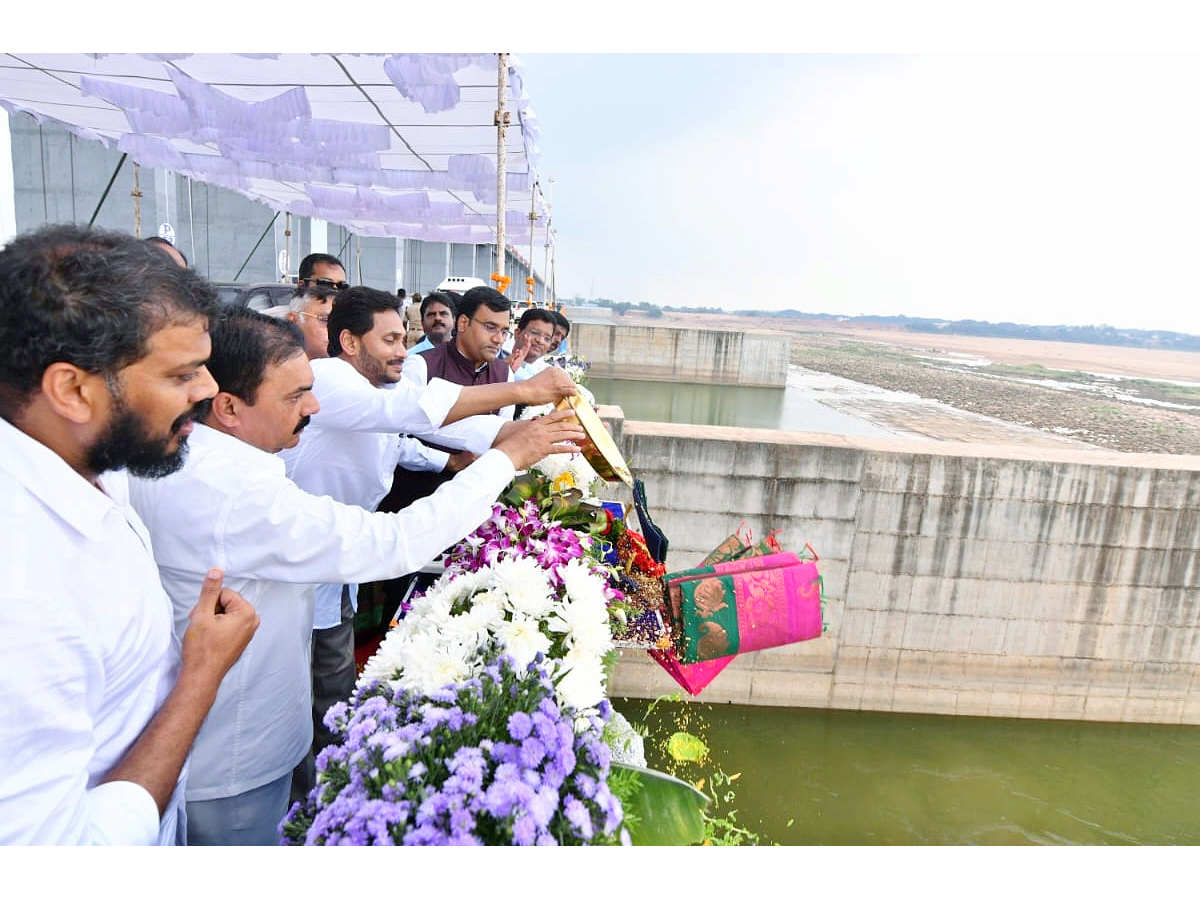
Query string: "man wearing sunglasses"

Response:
xmin=297 ymin=252 xmax=349 ymax=293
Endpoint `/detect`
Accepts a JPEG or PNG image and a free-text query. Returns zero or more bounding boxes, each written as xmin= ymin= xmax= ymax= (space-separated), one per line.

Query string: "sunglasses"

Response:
xmin=305 ymin=277 xmax=350 ymax=291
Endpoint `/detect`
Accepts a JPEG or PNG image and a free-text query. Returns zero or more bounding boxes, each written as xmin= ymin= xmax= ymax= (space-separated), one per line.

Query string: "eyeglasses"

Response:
xmin=524 ymin=329 xmax=555 ymax=344
xmin=471 ymin=318 xmax=512 ymax=340
xmin=304 ymin=277 xmax=350 ymax=291
xmin=295 ymin=311 xmax=330 ymax=324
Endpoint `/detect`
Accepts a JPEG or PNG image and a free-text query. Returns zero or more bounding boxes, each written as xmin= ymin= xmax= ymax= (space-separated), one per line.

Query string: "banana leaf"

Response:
xmin=613 ymin=762 xmax=709 ymax=846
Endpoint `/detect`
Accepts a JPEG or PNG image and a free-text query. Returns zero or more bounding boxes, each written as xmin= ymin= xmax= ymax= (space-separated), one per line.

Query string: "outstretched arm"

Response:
xmin=441 ymin=366 xmax=576 ymax=424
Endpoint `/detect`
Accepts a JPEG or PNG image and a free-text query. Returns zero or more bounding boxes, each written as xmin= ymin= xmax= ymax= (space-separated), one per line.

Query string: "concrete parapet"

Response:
xmin=605 ymin=417 xmax=1200 ymax=724
xmin=570 ymin=322 xmax=789 ymax=387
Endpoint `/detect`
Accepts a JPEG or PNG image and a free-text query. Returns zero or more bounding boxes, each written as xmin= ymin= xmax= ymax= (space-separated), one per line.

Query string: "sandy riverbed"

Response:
xmin=642 ymin=312 xmax=1200 ymax=455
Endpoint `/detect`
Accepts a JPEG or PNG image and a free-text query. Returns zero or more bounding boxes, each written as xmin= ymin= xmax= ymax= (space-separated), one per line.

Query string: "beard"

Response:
xmin=87 ymin=394 xmax=210 ymax=479
xmin=360 ymin=350 xmax=402 ymax=386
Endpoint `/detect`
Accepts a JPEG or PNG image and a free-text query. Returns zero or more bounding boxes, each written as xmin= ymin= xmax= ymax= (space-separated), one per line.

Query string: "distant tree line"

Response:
xmin=565 ymin=297 xmax=1200 ymax=350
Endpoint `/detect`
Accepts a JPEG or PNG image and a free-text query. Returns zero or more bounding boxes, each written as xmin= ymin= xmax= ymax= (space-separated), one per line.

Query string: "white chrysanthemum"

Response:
xmin=495 ymin=613 xmax=552 ymax=670
xmin=489 ymin=556 xmax=554 ymax=618
xmin=437 ymin=614 xmax=492 ymax=656
xmin=391 ymin=631 xmax=476 ymax=695
xmin=555 ymin=648 xmax=607 ymax=713
xmin=356 ymin=628 xmax=414 ymax=686
xmin=549 ymin=596 xmax=613 ymax=658
xmin=559 ymin=558 xmax=609 ymax=609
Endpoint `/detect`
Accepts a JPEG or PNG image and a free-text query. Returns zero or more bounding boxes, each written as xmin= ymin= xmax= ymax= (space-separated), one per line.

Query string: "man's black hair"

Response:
xmin=456 ymin=286 xmax=511 ymax=322
xmin=397 ymin=288 xmax=407 ymax=300
xmin=0 ymin=223 xmax=219 ymax=421
xmin=420 ymin=291 xmax=457 ymax=318
xmin=326 ymin=286 xmax=401 ymax=359
xmin=551 ymin=309 xmax=570 ymax=334
xmin=205 ymin=305 xmax=305 ymax=406
xmin=144 ymin=235 xmax=188 ymax=267
xmin=517 ymin=307 xmax=556 ymax=332
xmin=298 ymin=252 xmax=345 ymax=281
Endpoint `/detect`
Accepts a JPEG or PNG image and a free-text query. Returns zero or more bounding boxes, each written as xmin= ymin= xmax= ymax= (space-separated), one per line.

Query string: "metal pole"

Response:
xmin=233 ymin=211 xmax=280 ymax=282
xmin=527 ymin=180 xmax=537 ymax=306
xmin=495 ymin=53 xmax=508 ymax=293
xmin=131 ymin=162 xmax=143 ymax=237
xmin=543 ymin=177 xmax=553 ymax=308
xmin=88 ymin=153 xmax=127 ymax=227
xmin=282 ymin=212 xmax=292 ymax=282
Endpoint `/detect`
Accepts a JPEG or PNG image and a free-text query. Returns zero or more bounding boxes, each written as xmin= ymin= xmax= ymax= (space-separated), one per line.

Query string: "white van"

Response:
xmin=434 ymin=275 xmax=487 ymax=294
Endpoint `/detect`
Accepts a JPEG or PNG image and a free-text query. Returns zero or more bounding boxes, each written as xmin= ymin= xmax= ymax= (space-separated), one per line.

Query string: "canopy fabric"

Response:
xmin=0 ymin=53 xmax=547 ymax=246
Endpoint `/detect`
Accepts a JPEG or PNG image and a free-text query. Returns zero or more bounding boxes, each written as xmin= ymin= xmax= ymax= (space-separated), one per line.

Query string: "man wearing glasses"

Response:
xmin=507 ymin=307 xmax=559 ymax=381
xmin=285 ymin=284 xmax=338 ymax=361
xmin=296 ymin=252 xmax=349 ymax=294
xmin=408 ymin=286 xmax=516 ymax=395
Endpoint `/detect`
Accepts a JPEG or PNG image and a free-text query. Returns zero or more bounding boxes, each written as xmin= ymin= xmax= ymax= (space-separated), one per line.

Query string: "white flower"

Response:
xmin=495 ymin=613 xmax=552 ymax=670
xmin=489 ymin=556 xmax=554 ymax=619
xmin=555 ymin=647 xmax=607 ymax=713
xmin=391 ymin=630 xmax=476 ymax=695
xmin=549 ymin=597 xmax=613 ymax=658
xmin=559 ymin=558 xmax=609 ymax=609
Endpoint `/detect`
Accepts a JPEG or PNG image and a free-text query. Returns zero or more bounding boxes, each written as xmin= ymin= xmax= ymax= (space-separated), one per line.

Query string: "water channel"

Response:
xmin=615 ymin=698 xmax=1200 ymax=845
xmin=589 ymin=371 xmax=900 ymax=437
xmin=596 ymin=374 xmax=1198 ymax=846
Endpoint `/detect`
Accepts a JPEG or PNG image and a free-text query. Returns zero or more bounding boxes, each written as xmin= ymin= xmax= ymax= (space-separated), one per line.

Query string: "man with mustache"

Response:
xmin=0 ymin=224 xmax=259 ymax=845
xmin=128 ymin=305 xmax=583 ymax=844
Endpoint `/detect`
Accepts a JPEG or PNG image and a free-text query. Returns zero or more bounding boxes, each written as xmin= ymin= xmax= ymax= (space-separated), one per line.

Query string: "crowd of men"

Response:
xmin=0 ymin=224 xmax=584 ymax=845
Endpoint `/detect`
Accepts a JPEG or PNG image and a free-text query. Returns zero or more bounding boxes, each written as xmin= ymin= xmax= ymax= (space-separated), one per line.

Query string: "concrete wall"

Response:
xmin=571 ymin=322 xmax=789 ymax=387
xmin=602 ymin=414 xmax=1200 ymax=724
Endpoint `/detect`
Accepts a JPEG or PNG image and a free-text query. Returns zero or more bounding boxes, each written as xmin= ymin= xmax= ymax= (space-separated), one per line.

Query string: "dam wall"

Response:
xmin=602 ymin=413 xmax=1200 ymax=724
xmin=570 ymin=322 xmax=789 ymax=387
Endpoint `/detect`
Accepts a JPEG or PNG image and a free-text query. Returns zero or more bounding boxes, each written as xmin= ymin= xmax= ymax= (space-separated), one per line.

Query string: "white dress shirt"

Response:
xmin=284 ymin=356 xmax=505 ymax=629
xmin=0 ymin=417 xmax=183 ymax=845
xmin=512 ymin=355 xmax=551 ymax=382
xmin=129 ymin=423 xmax=517 ymax=801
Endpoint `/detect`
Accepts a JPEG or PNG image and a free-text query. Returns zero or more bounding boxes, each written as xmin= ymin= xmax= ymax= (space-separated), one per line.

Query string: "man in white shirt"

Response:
xmin=283 ymin=286 xmax=577 ymax=777
xmin=285 ymin=282 xmax=338 ymax=360
xmin=407 ymin=291 xmax=456 ymax=355
xmin=506 ymin=307 xmax=559 ymax=381
xmin=0 ymin=223 xmax=258 ymax=845
xmin=130 ymin=306 xmax=582 ymax=844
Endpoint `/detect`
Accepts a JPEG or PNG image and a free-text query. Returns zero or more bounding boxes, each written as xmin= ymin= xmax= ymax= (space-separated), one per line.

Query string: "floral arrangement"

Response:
xmin=359 ymin=552 xmax=617 ymax=716
xmin=281 ymin=655 xmax=628 ymax=845
xmin=281 ymin=348 xmax=717 ymax=846
xmin=546 ymin=353 xmax=591 ymax=385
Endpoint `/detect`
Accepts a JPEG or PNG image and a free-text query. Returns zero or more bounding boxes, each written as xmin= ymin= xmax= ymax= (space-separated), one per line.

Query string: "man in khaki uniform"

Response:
xmin=403 ymin=291 xmax=424 ymax=348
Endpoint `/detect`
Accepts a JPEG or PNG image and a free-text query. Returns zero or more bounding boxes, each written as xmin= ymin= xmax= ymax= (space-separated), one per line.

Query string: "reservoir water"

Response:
xmin=615 ymin=698 xmax=1200 ymax=846
xmin=599 ymin=374 xmax=1198 ymax=846
xmin=589 ymin=371 xmax=899 ymax=437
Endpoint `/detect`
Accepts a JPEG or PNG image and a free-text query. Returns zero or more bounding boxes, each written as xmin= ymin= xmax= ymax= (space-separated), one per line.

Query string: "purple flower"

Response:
xmin=563 ymin=795 xmax=594 ymax=840
xmin=507 ymin=711 xmax=533 ymax=741
xmin=519 ymin=736 xmax=547 ymax=768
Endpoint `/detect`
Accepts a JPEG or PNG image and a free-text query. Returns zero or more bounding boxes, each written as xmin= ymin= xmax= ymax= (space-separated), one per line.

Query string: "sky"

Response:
xmin=518 ymin=52 xmax=1200 ymax=335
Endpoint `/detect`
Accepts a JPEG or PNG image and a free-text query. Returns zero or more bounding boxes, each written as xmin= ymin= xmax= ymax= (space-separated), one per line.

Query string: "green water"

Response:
xmin=588 ymin=374 xmax=895 ymax=437
xmin=614 ymin=698 xmax=1200 ymax=846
